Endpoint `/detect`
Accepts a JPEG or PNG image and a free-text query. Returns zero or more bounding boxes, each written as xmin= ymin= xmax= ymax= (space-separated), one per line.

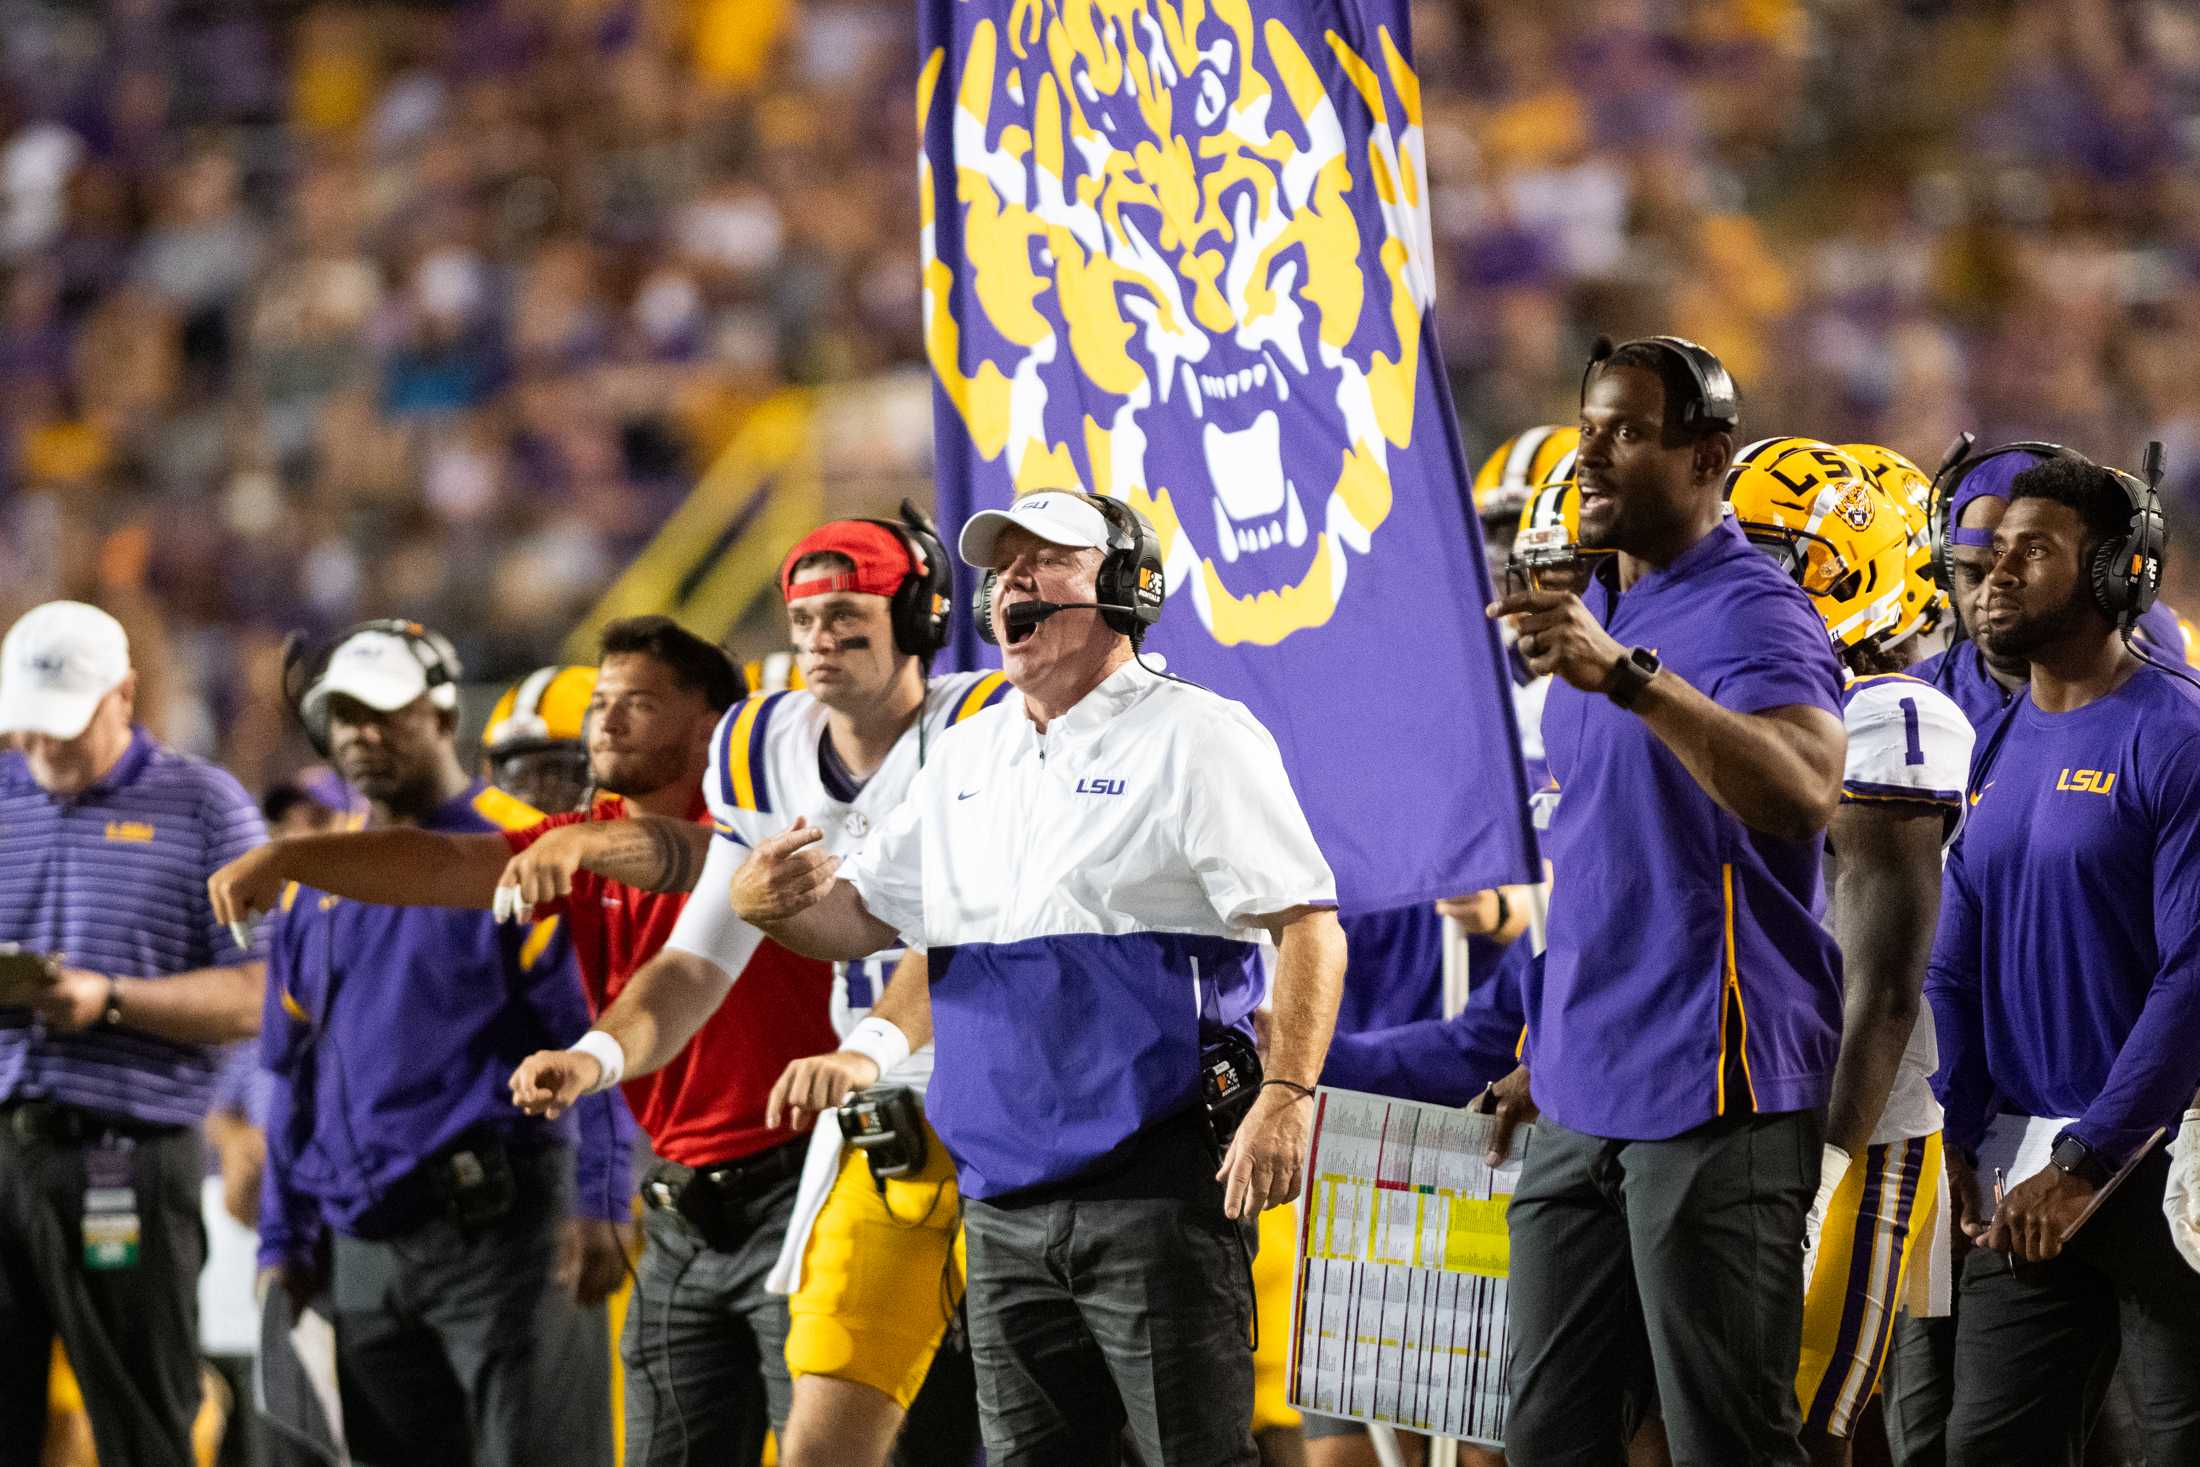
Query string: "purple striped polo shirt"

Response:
xmin=0 ymin=728 xmax=267 ymax=1126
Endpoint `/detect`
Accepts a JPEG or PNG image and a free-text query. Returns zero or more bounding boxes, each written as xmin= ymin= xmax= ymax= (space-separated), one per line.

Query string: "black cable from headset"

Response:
xmin=2125 ymin=630 xmax=2200 ymax=697
xmin=651 ymin=1241 xmax=702 ymax=1467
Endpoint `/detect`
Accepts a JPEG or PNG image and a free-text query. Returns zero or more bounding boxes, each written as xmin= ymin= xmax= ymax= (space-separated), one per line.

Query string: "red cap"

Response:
xmin=780 ymin=521 xmax=919 ymax=602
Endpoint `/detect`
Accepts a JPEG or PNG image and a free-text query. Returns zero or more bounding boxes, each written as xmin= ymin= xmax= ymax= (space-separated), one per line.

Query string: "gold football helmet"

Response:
xmin=1474 ymin=425 xmax=1579 ymax=526
xmin=1726 ymin=438 xmax=1910 ymax=651
xmin=1840 ymin=442 xmax=1946 ymax=644
xmin=483 ymin=665 xmax=597 ymax=756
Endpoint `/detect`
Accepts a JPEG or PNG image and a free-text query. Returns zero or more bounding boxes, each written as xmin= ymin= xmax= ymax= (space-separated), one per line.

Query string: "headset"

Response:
xmin=1925 ymin=436 xmax=2082 ymax=600
xmin=1926 ymin=436 xmax=2166 ymax=630
xmin=2094 ymin=446 xmax=2166 ymax=628
xmin=973 ymin=492 xmax=1167 ymax=646
xmin=1581 ymin=334 xmax=1741 ymax=434
xmin=281 ymin=618 xmax=463 ymax=758
xmin=784 ymin=500 xmax=953 ymax=666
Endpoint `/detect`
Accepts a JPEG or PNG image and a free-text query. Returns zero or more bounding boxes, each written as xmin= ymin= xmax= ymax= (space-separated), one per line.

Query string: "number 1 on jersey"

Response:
xmin=1899 ymin=696 xmax=1924 ymax=766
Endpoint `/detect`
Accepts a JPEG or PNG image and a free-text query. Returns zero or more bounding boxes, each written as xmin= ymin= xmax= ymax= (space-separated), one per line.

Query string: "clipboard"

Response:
xmin=2059 ymin=1126 xmax=2168 ymax=1244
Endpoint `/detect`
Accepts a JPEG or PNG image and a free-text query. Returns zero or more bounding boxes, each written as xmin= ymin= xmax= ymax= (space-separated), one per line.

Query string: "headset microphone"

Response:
xmin=1001 ymin=600 xmax=1127 ymax=636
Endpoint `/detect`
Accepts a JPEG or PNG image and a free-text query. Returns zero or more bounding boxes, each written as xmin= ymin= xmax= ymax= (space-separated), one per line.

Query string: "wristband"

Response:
xmin=841 ymin=1017 xmax=912 ymax=1077
xmin=569 ymin=1030 xmax=627 ymax=1093
xmin=1260 ymin=1078 xmax=1317 ymax=1102
xmin=1491 ymin=888 xmax=1512 ymax=934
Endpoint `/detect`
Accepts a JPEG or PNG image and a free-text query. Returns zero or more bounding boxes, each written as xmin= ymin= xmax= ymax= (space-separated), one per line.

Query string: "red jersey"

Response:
xmin=504 ymin=794 xmax=838 ymax=1165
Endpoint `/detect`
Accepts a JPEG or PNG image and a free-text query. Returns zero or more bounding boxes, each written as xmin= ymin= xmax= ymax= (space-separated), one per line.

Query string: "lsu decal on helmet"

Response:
xmin=1474 ymin=426 xmax=1580 ymax=526
xmin=1841 ymin=442 xmax=1946 ymax=644
xmin=483 ymin=665 xmax=597 ymax=756
xmin=1726 ymin=438 xmax=1910 ymax=651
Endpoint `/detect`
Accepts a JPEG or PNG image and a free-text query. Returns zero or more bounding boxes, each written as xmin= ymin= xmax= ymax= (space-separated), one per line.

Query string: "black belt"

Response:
xmin=643 ymin=1137 xmax=807 ymax=1214
xmin=1 ymin=1099 xmax=186 ymax=1146
xmin=349 ymin=1128 xmax=553 ymax=1240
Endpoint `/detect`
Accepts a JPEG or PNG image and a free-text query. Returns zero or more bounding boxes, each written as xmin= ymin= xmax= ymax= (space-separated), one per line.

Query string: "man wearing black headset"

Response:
xmin=1483 ymin=338 xmax=1848 ymax=1465
xmin=1915 ymin=441 xmax=2200 ymax=731
xmin=725 ymin=489 xmax=1347 ymax=1466
xmin=241 ymin=621 xmax=631 ymax=1467
xmin=1923 ymin=457 xmax=2200 ymax=1465
xmin=506 ymin=510 xmax=1000 ymax=1467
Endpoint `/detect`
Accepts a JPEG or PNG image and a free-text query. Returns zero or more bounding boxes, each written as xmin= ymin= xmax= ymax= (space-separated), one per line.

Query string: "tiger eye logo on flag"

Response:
xmin=920 ymin=0 xmax=1432 ymax=647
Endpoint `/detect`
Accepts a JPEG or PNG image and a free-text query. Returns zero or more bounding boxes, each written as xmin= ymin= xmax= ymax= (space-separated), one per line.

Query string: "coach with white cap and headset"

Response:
xmin=729 ymin=489 xmax=1346 ymax=1465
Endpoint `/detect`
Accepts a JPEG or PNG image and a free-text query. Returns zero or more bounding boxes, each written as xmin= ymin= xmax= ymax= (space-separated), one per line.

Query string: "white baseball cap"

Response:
xmin=300 ymin=627 xmax=457 ymax=728
xmin=0 ymin=601 xmax=130 ymax=739
xmin=957 ymin=493 xmax=1114 ymax=569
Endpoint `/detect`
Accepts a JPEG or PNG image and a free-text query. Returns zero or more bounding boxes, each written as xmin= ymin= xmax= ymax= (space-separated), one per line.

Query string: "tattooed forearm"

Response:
xmin=645 ymin=817 xmax=705 ymax=893
xmin=579 ymin=818 xmax=710 ymax=893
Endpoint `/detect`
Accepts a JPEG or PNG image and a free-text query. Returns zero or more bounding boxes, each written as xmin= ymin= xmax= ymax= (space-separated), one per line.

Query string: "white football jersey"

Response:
xmin=1836 ymin=673 xmax=1975 ymax=1146
xmin=664 ymin=669 xmax=1012 ymax=1095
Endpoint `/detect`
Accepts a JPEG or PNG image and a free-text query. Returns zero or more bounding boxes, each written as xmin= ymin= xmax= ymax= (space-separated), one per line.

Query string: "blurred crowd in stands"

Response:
xmin=5 ymin=0 xmax=2200 ymax=789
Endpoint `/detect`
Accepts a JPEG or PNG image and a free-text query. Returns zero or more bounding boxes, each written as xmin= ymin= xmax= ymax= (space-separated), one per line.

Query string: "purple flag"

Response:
xmin=921 ymin=0 xmax=1537 ymax=908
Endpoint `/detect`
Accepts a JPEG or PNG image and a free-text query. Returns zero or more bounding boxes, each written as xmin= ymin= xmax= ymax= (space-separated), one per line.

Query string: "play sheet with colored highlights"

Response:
xmin=1288 ymin=1088 xmax=1530 ymax=1447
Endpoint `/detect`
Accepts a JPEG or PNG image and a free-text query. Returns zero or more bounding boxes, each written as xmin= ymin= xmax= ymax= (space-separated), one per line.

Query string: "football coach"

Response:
xmin=1485 ymin=338 xmax=1848 ymax=1466
xmin=726 ymin=489 xmax=1346 ymax=1467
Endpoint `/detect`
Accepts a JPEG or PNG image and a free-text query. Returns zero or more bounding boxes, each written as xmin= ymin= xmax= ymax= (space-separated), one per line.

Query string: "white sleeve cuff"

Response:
xmin=569 ymin=1030 xmax=627 ymax=1093
xmin=841 ymin=1017 xmax=911 ymax=1077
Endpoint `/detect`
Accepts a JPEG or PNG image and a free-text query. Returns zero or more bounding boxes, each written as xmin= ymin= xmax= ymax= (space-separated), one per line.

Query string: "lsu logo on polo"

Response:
xmin=104 ymin=820 xmax=156 ymax=843
xmin=2055 ymin=768 xmax=2117 ymax=796
xmin=1075 ymin=778 xmax=1126 ymax=796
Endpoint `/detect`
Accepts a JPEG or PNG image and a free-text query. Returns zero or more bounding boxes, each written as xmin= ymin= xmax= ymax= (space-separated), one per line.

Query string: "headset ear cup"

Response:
xmin=1094 ymin=548 xmax=1132 ymax=638
xmin=974 ymin=571 xmax=1000 ymax=646
xmin=2093 ymin=538 xmax=2128 ymax=622
xmin=880 ymin=514 xmax=952 ymax=661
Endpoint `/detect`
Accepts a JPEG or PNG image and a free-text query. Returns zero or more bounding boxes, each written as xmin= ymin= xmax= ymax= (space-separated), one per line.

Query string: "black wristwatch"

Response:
xmin=1603 ymin=646 xmax=1662 ymax=709
xmin=100 ymin=975 xmax=124 ymax=1028
xmin=2049 ymin=1132 xmax=2113 ymax=1188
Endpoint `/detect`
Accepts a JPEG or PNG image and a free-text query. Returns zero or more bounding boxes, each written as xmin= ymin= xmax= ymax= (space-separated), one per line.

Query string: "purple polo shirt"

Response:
xmin=0 ymin=728 xmax=267 ymax=1127
xmin=1531 ymin=517 xmax=1845 ymax=1139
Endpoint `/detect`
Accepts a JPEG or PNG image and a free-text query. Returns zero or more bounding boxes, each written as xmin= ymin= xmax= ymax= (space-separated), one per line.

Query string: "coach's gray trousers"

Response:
xmin=961 ymin=1109 xmax=1259 ymax=1467
xmin=1504 ymin=1108 xmax=1822 ymax=1467
xmin=327 ymin=1146 xmax=612 ymax=1467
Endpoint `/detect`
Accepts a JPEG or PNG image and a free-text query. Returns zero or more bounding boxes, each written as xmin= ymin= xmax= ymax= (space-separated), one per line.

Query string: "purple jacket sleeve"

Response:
xmin=1320 ymin=945 xmax=1530 ymax=1106
xmin=571 ymin=1086 xmax=638 ymax=1223
xmin=255 ymin=921 xmax=322 ymax=1269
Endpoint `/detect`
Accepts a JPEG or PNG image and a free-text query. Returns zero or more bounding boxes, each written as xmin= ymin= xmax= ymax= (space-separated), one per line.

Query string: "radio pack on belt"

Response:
xmin=434 ymin=1136 xmax=518 ymax=1232
xmin=838 ymin=1084 xmax=928 ymax=1183
xmin=1201 ymin=1030 xmax=1263 ymax=1150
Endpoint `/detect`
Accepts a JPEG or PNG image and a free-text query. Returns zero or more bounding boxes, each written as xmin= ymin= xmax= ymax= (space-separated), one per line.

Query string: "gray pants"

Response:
xmin=1944 ymin=1149 xmax=2200 ymax=1467
xmin=0 ymin=1116 xmax=204 ymax=1467
xmin=622 ymin=1175 xmax=797 ymax=1467
xmin=961 ymin=1111 xmax=1258 ymax=1467
xmin=1506 ymin=1109 xmax=1821 ymax=1467
xmin=328 ymin=1146 xmax=611 ymax=1467
xmin=1882 ymin=1312 xmax=1956 ymax=1467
